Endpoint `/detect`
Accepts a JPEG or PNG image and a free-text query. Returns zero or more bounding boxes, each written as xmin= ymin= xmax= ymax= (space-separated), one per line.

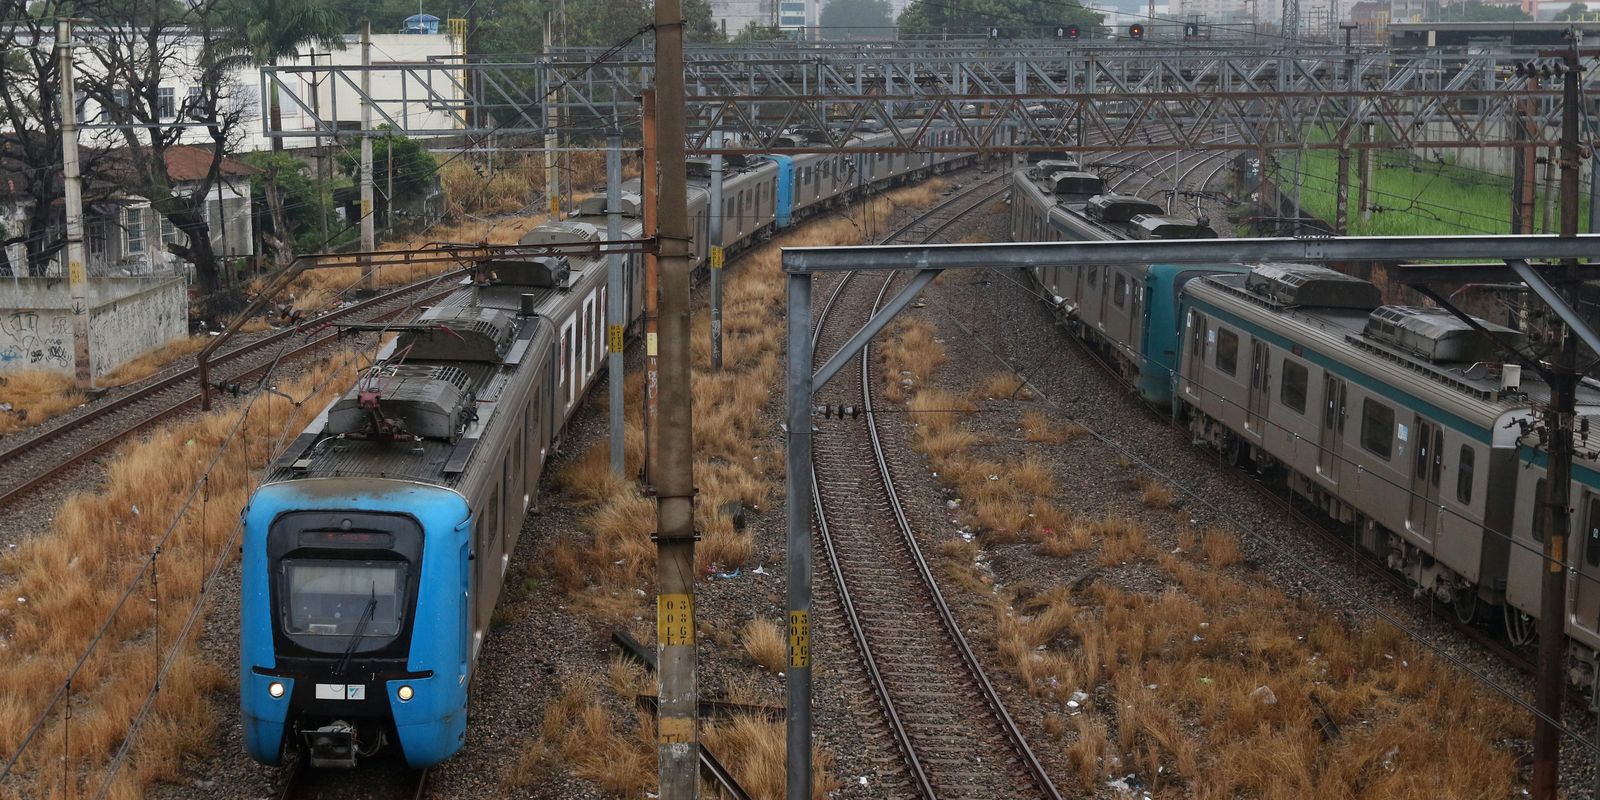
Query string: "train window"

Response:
xmin=1587 ymin=497 xmax=1600 ymax=567
xmin=1360 ymin=399 xmax=1394 ymax=459
xmin=1456 ymin=445 xmax=1475 ymax=505
xmin=559 ymin=329 xmax=569 ymax=394
xmin=1214 ymin=328 xmax=1239 ymax=376
xmin=1088 ymin=266 xmax=1098 ymax=289
xmin=1533 ymin=478 xmax=1547 ymax=542
xmin=1113 ymin=274 xmax=1128 ymax=308
xmin=1279 ymin=359 xmax=1308 ymax=413
xmin=1431 ymin=428 xmax=1443 ymax=488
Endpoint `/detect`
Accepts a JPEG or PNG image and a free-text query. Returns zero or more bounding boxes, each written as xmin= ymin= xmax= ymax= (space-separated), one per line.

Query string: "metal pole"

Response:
xmin=311 ymin=52 xmax=330 ymax=246
xmin=642 ymin=90 xmax=659 ymax=486
xmin=1545 ymin=144 xmax=1558 ymax=234
xmin=1358 ymin=121 xmax=1373 ymax=223
xmin=709 ymin=130 xmax=725 ymax=372
xmin=359 ymin=22 xmax=375 ymax=287
xmin=1532 ymin=49 xmax=1583 ymax=800
xmin=607 ymin=127 xmax=625 ymax=475
xmin=652 ymin=0 xmax=699 ymax=790
xmin=1521 ymin=78 xmax=1540 ymax=235
xmin=56 ymin=19 xmax=92 ymax=388
xmin=544 ymin=16 xmax=560 ymax=220
xmin=783 ymin=271 xmax=814 ymax=800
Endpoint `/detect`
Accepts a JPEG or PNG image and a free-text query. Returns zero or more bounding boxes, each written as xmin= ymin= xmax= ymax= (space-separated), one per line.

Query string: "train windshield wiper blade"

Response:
xmin=336 ymin=581 xmax=378 ymax=677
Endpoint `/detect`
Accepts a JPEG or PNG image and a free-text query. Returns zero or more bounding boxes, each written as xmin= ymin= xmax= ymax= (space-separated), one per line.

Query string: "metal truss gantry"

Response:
xmin=262 ymin=42 xmax=1595 ymax=153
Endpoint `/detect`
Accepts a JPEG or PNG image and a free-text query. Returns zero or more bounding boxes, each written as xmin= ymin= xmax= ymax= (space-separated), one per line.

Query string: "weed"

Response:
xmin=1135 ymin=475 xmax=1175 ymax=509
xmin=741 ymin=618 xmax=787 ymax=673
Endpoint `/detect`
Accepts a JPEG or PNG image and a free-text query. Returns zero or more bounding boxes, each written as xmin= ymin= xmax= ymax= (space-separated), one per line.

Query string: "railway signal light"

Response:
xmin=1054 ymin=24 xmax=1081 ymax=39
xmin=987 ymin=26 xmax=1000 ymax=39
xmin=1184 ymin=22 xmax=1199 ymax=37
xmin=1128 ymin=23 xmax=1145 ymax=39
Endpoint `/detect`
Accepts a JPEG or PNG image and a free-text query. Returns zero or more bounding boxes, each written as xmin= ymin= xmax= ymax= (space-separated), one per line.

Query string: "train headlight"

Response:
xmin=268 ymin=681 xmax=285 ymax=699
xmin=397 ymin=685 xmax=414 ymax=702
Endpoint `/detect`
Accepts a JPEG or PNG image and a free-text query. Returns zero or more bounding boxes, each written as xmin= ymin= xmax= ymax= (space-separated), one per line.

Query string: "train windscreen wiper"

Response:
xmin=337 ymin=582 xmax=378 ymax=676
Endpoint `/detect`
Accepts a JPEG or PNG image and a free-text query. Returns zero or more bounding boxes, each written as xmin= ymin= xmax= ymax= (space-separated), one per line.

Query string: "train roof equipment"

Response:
xmin=1087 ymin=194 xmax=1164 ymax=223
xmin=519 ymin=221 xmax=602 ymax=246
xmin=1243 ymin=263 xmax=1382 ymax=309
xmin=1362 ymin=305 xmax=1527 ymax=364
xmin=326 ymin=364 xmax=477 ymax=442
xmin=1043 ymin=170 xmax=1104 ymax=198
xmin=483 ymin=255 xmax=572 ymax=290
xmin=1127 ymin=214 xmax=1218 ymax=240
xmin=576 ymin=192 xmax=642 ymax=218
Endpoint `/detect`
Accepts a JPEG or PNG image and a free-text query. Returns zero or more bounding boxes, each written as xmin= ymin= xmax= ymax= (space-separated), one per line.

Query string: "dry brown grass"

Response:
xmin=0 ymin=348 xmax=367 ymax=797
xmin=741 ymin=618 xmax=787 ymax=674
xmin=877 ymin=319 xmax=946 ymax=404
xmin=1037 ymin=522 xmax=1092 ymax=558
xmin=1201 ymin=528 xmax=1242 ymax=567
xmin=1135 ymin=475 xmax=1176 ymax=509
xmin=502 ymin=679 xmax=655 ymax=795
xmin=0 ymin=370 xmax=84 ymax=435
xmin=702 ymin=714 xmax=840 ymax=800
xmin=1094 ymin=517 xmax=1149 ymax=566
xmin=976 ymin=371 xmax=1033 ymax=401
xmin=1020 ymin=408 xmax=1083 ymax=444
xmin=1012 ymin=455 xmax=1055 ymax=497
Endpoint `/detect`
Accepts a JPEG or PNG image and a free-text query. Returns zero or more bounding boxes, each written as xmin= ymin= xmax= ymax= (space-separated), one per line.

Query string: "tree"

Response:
xmin=1554 ymin=1 xmax=1590 ymax=19
xmin=732 ymin=20 xmax=793 ymax=42
xmin=897 ymin=0 xmax=1103 ymax=37
xmin=218 ymin=0 xmax=344 ymax=152
xmin=76 ymin=0 xmax=251 ymax=313
xmin=820 ymin=0 xmax=893 ymax=40
xmin=337 ymin=129 xmax=438 ymax=208
xmin=1442 ymin=0 xmax=1531 ymax=20
xmin=0 ymin=0 xmax=118 ymax=277
xmin=243 ymin=151 xmax=333 ymax=265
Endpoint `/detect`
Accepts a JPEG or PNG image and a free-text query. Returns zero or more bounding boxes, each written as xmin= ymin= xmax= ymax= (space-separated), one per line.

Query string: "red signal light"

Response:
xmin=1128 ymin=23 xmax=1145 ymax=39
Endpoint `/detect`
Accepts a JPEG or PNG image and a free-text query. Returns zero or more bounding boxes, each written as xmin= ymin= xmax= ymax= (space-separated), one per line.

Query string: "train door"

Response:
xmin=1317 ymin=375 xmax=1347 ymax=486
xmin=1245 ymin=339 xmax=1270 ymax=438
xmin=1573 ymin=492 xmax=1600 ymax=640
xmin=1406 ymin=416 xmax=1443 ymax=541
xmin=1182 ymin=310 xmax=1206 ymax=384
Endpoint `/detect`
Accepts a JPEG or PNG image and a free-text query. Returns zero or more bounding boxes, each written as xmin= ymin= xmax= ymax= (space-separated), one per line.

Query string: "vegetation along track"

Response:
xmin=0 ymin=270 xmax=463 ymax=509
xmin=810 ymin=175 xmax=1062 ymax=799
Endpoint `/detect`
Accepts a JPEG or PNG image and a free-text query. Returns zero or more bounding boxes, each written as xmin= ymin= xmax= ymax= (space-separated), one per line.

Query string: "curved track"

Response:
xmin=810 ymin=176 xmax=1062 ymax=799
xmin=0 ymin=269 xmax=465 ymax=509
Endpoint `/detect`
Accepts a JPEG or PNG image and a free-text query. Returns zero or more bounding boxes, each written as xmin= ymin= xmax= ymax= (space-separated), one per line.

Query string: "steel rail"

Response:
xmin=0 ymin=270 xmax=462 ymax=509
xmin=810 ymin=173 xmax=1061 ymax=798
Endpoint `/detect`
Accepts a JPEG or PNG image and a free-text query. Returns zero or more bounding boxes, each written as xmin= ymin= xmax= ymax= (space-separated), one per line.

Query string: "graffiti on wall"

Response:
xmin=0 ymin=310 xmax=70 ymax=368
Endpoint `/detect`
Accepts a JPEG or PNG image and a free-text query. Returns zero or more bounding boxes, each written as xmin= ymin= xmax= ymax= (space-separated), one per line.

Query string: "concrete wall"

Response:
xmin=0 ymin=275 xmax=187 ymax=378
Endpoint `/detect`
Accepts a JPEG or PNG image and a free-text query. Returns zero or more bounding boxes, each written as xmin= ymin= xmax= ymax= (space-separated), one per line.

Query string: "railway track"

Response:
xmin=809 ymin=175 xmax=1062 ymax=799
xmin=0 ymin=269 xmax=466 ymax=509
xmin=276 ymin=756 xmax=429 ymax=800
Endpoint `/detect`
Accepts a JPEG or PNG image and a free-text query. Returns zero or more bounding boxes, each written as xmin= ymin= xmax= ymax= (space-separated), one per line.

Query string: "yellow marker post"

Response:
xmin=788 ymin=610 xmax=810 ymax=668
xmin=658 ymin=593 xmax=695 ymax=647
xmin=608 ymin=323 xmax=624 ymax=354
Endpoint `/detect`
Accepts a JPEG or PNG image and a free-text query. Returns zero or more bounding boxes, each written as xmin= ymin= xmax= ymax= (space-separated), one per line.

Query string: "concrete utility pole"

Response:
xmin=360 ymin=21 xmax=375 ymax=287
xmin=1358 ymin=121 xmax=1373 ymax=223
xmin=1531 ymin=41 xmax=1585 ymax=800
xmin=606 ymin=125 xmax=625 ymax=475
xmin=709 ymin=129 xmax=725 ymax=372
xmin=544 ymin=16 xmax=560 ymax=220
xmin=642 ymin=90 xmax=659 ymax=485
xmin=650 ymin=0 xmax=700 ymax=792
xmin=1519 ymin=76 xmax=1540 ymax=235
xmin=56 ymin=18 xmax=92 ymax=388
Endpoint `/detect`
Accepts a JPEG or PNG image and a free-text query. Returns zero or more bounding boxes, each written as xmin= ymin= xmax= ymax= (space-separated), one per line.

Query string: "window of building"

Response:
xmin=158 ymin=87 xmax=176 ymax=119
xmin=187 ymin=86 xmax=202 ymax=113
xmin=88 ymin=219 xmax=107 ymax=259
xmin=161 ymin=217 xmax=181 ymax=247
xmin=1456 ymin=445 xmax=1475 ymax=505
xmin=124 ymin=207 xmax=144 ymax=254
xmin=1279 ymin=359 xmax=1307 ymax=413
xmin=1360 ymin=398 xmax=1394 ymax=458
xmin=1214 ymin=327 xmax=1238 ymax=376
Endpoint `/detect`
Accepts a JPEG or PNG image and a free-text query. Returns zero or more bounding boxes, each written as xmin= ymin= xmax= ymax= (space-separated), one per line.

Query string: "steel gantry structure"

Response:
xmin=260 ymin=41 xmax=1595 ymax=153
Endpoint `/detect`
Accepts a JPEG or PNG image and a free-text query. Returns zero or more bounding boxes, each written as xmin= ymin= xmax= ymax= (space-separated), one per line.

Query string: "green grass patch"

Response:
xmin=1269 ymin=146 xmax=1588 ymax=237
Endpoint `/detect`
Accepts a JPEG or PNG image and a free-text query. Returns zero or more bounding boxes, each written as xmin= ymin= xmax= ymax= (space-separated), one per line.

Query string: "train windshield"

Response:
xmin=282 ymin=559 xmax=409 ymax=638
